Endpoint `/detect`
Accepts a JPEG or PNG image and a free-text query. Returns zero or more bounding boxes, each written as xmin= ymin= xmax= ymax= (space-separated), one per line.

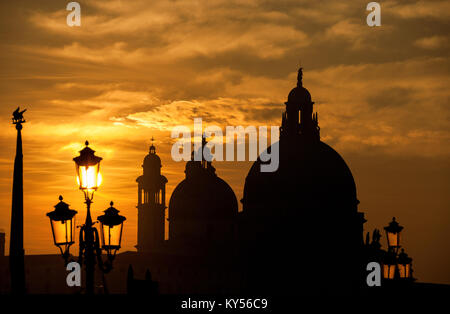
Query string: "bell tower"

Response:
xmin=136 ymin=138 xmax=168 ymax=253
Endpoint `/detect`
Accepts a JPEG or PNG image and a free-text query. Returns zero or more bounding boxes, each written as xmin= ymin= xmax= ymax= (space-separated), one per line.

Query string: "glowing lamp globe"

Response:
xmin=97 ymin=201 xmax=126 ymax=258
xmin=398 ymin=249 xmax=413 ymax=279
xmin=46 ymin=195 xmax=77 ymax=256
xmin=383 ymin=217 xmax=404 ymax=251
xmin=382 ymin=251 xmax=397 ymax=280
xmin=73 ymin=141 xmax=103 ymax=200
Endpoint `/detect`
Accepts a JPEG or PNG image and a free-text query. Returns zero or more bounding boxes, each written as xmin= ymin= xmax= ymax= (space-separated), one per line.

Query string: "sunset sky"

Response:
xmin=0 ymin=0 xmax=449 ymax=284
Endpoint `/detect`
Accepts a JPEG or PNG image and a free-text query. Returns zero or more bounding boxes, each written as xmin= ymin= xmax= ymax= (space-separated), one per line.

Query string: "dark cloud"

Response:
xmin=367 ymin=87 xmax=414 ymax=109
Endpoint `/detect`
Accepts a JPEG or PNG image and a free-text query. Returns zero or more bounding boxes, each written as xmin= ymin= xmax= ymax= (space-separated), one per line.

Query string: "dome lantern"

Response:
xmin=149 ymin=136 xmax=156 ymax=155
xmin=282 ymin=68 xmax=319 ymax=140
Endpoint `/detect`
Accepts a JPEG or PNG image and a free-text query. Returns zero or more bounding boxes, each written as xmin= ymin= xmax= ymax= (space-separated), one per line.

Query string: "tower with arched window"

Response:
xmin=136 ymin=141 xmax=168 ymax=253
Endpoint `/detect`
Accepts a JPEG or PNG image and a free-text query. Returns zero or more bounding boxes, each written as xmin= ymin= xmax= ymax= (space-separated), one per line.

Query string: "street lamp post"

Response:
xmin=46 ymin=141 xmax=126 ymax=294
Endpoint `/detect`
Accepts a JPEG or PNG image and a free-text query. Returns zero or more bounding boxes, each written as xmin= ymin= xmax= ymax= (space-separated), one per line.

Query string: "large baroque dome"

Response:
xmin=242 ymin=139 xmax=358 ymax=216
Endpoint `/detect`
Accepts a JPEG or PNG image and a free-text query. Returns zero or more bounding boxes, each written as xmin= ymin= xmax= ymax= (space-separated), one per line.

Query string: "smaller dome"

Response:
xmin=143 ymin=145 xmax=161 ymax=169
xmin=137 ymin=144 xmax=167 ymax=190
xmin=143 ymin=152 xmax=161 ymax=167
xmin=169 ymin=175 xmax=238 ymax=220
xmin=169 ymin=140 xmax=237 ymax=223
xmin=168 ymin=158 xmax=238 ymax=250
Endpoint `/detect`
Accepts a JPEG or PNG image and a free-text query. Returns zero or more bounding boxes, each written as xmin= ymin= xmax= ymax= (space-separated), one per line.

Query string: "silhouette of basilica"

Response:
xmin=126 ymin=68 xmax=366 ymax=294
xmin=3 ymin=67 xmax=424 ymax=295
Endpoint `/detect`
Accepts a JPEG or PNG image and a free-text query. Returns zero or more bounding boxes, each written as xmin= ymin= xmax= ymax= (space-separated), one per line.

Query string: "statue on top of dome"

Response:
xmin=185 ymin=136 xmax=216 ymax=178
xmin=295 ymin=67 xmax=313 ymax=125
xmin=297 ymin=67 xmax=304 ymax=87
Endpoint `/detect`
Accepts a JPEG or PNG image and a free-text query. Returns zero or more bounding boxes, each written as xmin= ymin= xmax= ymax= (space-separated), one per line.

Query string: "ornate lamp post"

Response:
xmin=46 ymin=141 xmax=126 ymax=294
